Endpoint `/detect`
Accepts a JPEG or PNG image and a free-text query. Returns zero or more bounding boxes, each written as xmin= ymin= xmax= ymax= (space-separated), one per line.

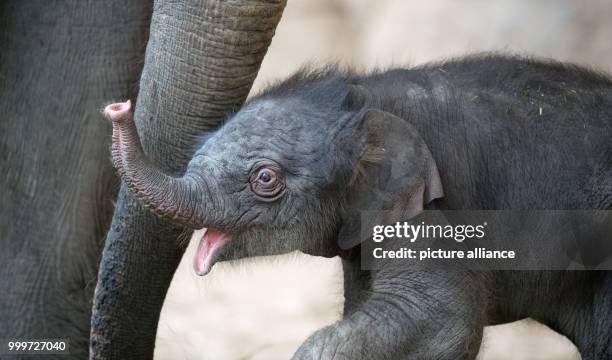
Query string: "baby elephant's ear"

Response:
xmin=338 ymin=109 xmax=444 ymax=250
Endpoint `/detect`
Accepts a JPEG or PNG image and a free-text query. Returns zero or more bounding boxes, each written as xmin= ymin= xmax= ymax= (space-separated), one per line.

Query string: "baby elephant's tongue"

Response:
xmin=193 ymin=229 xmax=230 ymax=276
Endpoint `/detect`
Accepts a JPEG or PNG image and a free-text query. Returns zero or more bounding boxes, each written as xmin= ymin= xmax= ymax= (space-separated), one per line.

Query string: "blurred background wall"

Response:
xmin=155 ymin=1 xmax=612 ymax=358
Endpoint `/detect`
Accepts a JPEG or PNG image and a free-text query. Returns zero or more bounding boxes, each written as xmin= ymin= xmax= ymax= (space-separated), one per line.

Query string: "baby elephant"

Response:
xmin=105 ymin=54 xmax=612 ymax=359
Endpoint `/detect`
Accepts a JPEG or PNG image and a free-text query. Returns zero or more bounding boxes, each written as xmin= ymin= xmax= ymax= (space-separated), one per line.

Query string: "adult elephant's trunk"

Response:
xmin=90 ymin=1 xmax=286 ymax=359
xmin=104 ymin=101 xmax=205 ymax=228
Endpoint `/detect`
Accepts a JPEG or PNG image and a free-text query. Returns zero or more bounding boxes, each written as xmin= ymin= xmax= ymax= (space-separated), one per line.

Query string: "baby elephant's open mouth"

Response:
xmin=193 ymin=228 xmax=231 ymax=276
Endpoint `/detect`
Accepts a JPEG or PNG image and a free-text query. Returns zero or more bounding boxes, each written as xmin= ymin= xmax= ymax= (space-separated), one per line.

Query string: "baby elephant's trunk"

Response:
xmin=104 ymin=101 xmax=204 ymax=228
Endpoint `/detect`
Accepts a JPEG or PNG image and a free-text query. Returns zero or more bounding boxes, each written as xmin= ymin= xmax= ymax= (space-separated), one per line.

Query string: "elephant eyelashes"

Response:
xmin=250 ymin=163 xmax=285 ymax=201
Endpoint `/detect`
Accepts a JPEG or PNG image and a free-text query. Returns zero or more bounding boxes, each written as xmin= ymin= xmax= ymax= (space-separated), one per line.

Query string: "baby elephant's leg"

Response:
xmin=293 ymin=265 xmax=489 ymax=360
xmin=580 ymin=273 xmax=612 ymax=360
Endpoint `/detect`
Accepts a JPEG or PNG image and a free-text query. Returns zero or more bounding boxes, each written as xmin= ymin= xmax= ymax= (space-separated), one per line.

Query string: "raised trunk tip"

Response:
xmin=104 ymin=100 xmax=132 ymax=123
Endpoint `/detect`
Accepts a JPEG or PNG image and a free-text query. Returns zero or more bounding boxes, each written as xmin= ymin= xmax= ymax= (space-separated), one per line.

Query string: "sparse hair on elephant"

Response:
xmin=105 ymin=53 xmax=612 ymax=359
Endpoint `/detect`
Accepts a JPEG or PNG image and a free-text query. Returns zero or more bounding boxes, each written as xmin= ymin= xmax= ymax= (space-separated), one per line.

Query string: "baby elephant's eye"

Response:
xmin=250 ymin=164 xmax=285 ymax=201
xmin=258 ymin=169 xmax=274 ymax=184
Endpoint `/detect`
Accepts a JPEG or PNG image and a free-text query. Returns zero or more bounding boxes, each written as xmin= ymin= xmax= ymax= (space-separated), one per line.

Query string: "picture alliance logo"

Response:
xmin=371 ymin=221 xmax=489 ymax=243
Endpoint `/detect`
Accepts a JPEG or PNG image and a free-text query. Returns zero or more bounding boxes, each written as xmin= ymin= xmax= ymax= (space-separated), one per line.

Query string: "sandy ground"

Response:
xmin=156 ymin=1 xmax=612 ymax=358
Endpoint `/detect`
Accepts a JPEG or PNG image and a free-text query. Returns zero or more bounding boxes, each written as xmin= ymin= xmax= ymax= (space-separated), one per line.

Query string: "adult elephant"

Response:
xmin=0 ymin=1 xmax=152 ymax=358
xmin=89 ymin=0 xmax=287 ymax=359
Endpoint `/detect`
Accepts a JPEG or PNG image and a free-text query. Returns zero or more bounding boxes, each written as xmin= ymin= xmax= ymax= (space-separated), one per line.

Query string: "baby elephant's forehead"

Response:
xmin=247 ymin=97 xmax=303 ymax=115
xmin=202 ymin=98 xmax=316 ymax=151
xmin=234 ymin=98 xmax=324 ymax=132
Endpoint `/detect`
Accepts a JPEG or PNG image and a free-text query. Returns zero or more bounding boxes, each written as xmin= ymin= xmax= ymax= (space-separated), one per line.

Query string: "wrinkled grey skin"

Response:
xmin=0 ymin=1 xmax=151 ymax=358
xmin=90 ymin=0 xmax=287 ymax=359
xmin=111 ymin=55 xmax=611 ymax=359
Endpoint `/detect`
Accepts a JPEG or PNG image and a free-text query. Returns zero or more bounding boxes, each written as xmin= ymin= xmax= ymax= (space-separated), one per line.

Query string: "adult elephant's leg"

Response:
xmin=0 ymin=1 xmax=151 ymax=358
xmin=295 ymin=264 xmax=490 ymax=360
xmin=89 ymin=1 xmax=287 ymax=359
